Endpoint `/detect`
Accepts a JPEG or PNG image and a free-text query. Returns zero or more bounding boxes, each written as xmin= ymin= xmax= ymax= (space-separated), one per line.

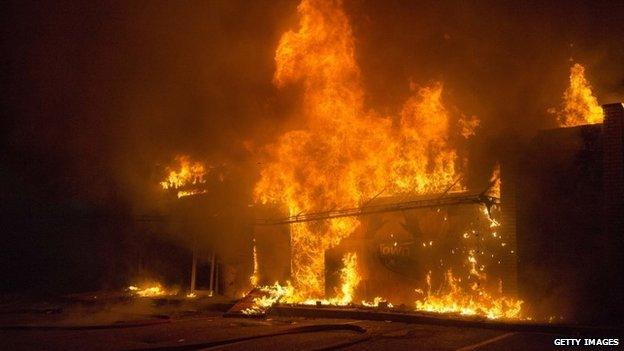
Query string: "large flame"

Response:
xmin=336 ymin=252 xmax=359 ymax=305
xmin=252 ymin=0 xmax=523 ymax=320
xmin=553 ymin=63 xmax=604 ymax=127
xmin=255 ymin=0 xmax=462 ymax=300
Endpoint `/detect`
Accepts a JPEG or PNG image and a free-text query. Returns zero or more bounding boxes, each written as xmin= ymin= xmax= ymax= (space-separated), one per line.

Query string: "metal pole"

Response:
xmin=190 ymin=239 xmax=197 ymax=294
xmin=209 ymin=251 xmax=216 ymax=294
xmin=215 ymin=262 xmax=219 ymax=295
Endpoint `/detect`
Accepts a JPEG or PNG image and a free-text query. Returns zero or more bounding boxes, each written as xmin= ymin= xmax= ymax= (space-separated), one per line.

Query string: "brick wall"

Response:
xmin=601 ymin=103 xmax=624 ymax=322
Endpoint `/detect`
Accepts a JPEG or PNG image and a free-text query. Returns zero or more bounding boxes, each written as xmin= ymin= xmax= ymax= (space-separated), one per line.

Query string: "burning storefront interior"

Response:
xmin=2 ymin=0 xmax=623 ymax=349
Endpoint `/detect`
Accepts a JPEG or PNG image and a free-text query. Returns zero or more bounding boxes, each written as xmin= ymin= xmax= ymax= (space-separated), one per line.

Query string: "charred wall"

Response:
xmin=254 ymin=224 xmax=291 ymax=287
xmin=253 ymin=205 xmax=292 ymax=287
xmin=601 ymin=103 xmax=624 ymax=323
xmin=173 ymin=194 xmax=255 ymax=297
xmin=514 ymin=103 xmax=624 ymax=324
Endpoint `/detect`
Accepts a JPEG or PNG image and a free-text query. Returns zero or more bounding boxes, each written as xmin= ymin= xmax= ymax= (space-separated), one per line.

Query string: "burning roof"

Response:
xmin=550 ymin=63 xmax=604 ymax=127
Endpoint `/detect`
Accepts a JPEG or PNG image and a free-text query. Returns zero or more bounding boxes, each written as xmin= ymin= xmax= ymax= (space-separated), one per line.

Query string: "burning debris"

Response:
xmin=127 ymin=284 xmax=177 ymax=298
xmin=361 ymin=297 xmax=393 ymax=308
xmin=236 ymin=282 xmax=294 ymax=316
xmin=458 ymin=115 xmax=481 ymax=139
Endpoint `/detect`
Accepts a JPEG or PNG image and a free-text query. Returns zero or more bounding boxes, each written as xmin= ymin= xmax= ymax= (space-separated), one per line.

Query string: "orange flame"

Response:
xmin=127 ymin=283 xmax=177 ymax=297
xmin=415 ymin=270 xmax=523 ymax=319
xmin=160 ymin=155 xmax=207 ymax=198
xmin=336 ymin=252 xmax=359 ymax=305
xmin=458 ymin=114 xmax=480 ymax=138
xmin=253 ymin=0 xmax=522 ymax=320
xmin=255 ymin=0 xmax=463 ymax=300
xmin=244 ymin=252 xmax=359 ymax=312
xmin=553 ymin=63 xmax=604 ymax=127
xmin=250 ymin=238 xmax=259 ymax=287
xmin=487 ymin=163 xmax=501 ymax=199
xmin=362 ymin=297 xmax=393 ymax=308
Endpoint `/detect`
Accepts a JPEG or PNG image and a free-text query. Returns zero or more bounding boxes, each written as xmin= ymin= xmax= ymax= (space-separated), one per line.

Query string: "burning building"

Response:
xmin=243 ymin=0 xmax=524 ymax=320
xmin=4 ymin=1 xmax=624 ymax=349
xmin=197 ymin=0 xmax=621 ymax=324
xmin=105 ymin=0 xmax=622 ymax=326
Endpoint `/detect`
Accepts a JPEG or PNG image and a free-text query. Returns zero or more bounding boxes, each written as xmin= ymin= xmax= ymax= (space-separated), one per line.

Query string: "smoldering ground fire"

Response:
xmin=2 ymin=0 xmax=623 ymax=349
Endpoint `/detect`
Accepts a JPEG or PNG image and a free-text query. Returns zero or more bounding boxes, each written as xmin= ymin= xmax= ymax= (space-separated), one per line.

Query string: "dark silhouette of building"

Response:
xmin=512 ymin=103 xmax=623 ymax=324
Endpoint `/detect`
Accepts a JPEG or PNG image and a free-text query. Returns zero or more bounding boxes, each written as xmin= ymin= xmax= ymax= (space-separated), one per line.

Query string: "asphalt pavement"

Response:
xmin=0 ymin=296 xmax=620 ymax=350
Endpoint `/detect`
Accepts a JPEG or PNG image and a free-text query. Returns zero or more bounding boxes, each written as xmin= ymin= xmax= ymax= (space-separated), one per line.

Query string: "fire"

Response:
xmin=415 ymin=270 xmax=522 ymax=320
xmin=175 ymin=189 xmax=207 ymax=198
xmin=250 ymin=238 xmax=259 ymax=287
xmin=127 ymin=284 xmax=176 ymax=297
xmin=248 ymin=252 xmax=359 ymax=310
xmin=160 ymin=155 xmax=208 ymax=198
xmin=414 ymin=206 xmax=523 ymax=319
xmin=241 ymin=281 xmax=295 ymax=315
xmin=335 ymin=252 xmax=359 ymax=305
xmin=487 ymin=163 xmax=501 ymax=199
xmin=552 ymin=63 xmax=604 ymax=127
xmin=252 ymin=0 xmax=522 ymax=320
xmin=362 ymin=297 xmax=393 ymax=308
xmin=296 ymin=252 xmax=361 ymax=306
xmin=458 ymin=114 xmax=480 ymax=139
xmin=255 ymin=0 xmax=462 ymax=301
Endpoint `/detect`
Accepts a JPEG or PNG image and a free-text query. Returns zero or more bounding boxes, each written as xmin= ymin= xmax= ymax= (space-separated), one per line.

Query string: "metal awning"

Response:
xmin=254 ymin=191 xmax=499 ymax=226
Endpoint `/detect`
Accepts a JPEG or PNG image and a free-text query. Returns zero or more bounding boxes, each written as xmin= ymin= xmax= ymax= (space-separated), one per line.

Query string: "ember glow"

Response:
xmin=127 ymin=284 xmax=176 ymax=297
xmin=160 ymin=155 xmax=208 ymax=198
xmin=458 ymin=114 xmax=480 ymax=139
xmin=552 ymin=63 xmax=604 ymax=127
xmin=362 ymin=297 xmax=393 ymax=308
